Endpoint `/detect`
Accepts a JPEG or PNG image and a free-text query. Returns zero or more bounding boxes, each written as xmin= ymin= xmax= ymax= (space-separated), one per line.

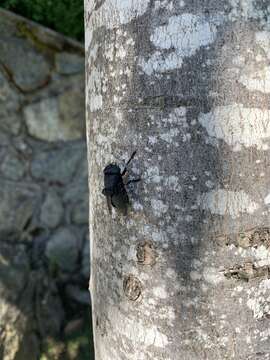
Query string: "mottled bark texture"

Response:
xmin=85 ymin=1 xmax=270 ymax=359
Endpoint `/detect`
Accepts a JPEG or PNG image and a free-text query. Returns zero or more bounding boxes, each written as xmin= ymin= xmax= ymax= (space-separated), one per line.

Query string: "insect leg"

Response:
xmin=126 ymin=178 xmax=141 ymax=186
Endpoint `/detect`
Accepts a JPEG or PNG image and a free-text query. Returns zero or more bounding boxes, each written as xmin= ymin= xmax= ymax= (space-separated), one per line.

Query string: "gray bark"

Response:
xmin=85 ymin=1 xmax=270 ymax=359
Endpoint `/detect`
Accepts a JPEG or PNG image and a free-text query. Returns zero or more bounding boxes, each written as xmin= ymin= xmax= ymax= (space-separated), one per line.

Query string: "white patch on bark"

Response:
xmin=154 ymin=0 xmax=174 ymax=11
xmin=203 ymin=267 xmax=224 ymax=285
xmin=139 ymin=13 xmax=221 ymax=75
xmin=228 ymin=0 xmax=267 ymax=21
xmin=190 ymin=271 xmax=202 ymax=281
xmin=102 ymin=0 xmax=150 ymax=29
xmin=247 ymin=280 xmax=270 ymax=319
xmin=198 ymin=104 xmax=270 ymax=150
xmin=142 ymin=226 xmax=164 ymax=243
xmin=170 ymin=106 xmax=187 ymax=119
xmin=132 ymin=201 xmax=144 ymax=211
xmin=104 ymin=42 xmax=114 ymax=61
xmin=151 ymin=199 xmax=169 ymax=217
xmin=166 ymin=268 xmax=177 ymax=279
xmin=139 ymin=52 xmax=183 ymax=75
xmin=90 ymin=94 xmax=103 ymax=112
xmin=152 ymin=286 xmax=168 ymax=299
xmin=115 ymin=44 xmax=127 ymax=59
xmin=164 ymin=176 xmax=181 ymax=192
xmin=239 ymin=66 xmax=270 ymax=93
xmin=161 ymin=107 xmax=187 ymax=126
xmin=88 ymin=68 xmax=103 ymax=112
xmin=160 ymin=128 xmax=180 ymax=143
xmin=205 ymin=180 xmax=214 ymax=189
xmin=109 ymin=310 xmax=169 ymax=348
xmin=196 ymin=328 xmax=213 ymax=349
xmin=192 ymin=259 xmax=202 ymax=268
xmin=198 ymin=189 xmax=259 ymax=218
xmin=148 ymin=136 xmax=158 ymax=144
xmin=234 ymin=245 xmax=270 ymax=267
xmin=86 ymin=0 xmax=150 ymax=47
xmin=256 ymin=31 xmax=270 ymax=59
xmin=151 ymin=14 xmax=216 ymax=51
xmin=232 ymin=54 xmax=246 ymax=67
xmin=264 ymin=193 xmax=270 ymax=205
xmin=260 ymin=328 xmax=270 ymax=342
xmin=146 ymin=166 xmax=161 ymax=183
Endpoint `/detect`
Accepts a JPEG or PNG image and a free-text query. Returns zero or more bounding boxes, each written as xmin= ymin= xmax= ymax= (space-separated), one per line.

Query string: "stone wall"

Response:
xmin=0 ymin=9 xmax=91 ymax=360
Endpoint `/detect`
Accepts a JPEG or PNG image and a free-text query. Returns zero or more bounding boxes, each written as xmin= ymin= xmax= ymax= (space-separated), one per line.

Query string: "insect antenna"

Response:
xmin=121 ymin=150 xmax=137 ymax=176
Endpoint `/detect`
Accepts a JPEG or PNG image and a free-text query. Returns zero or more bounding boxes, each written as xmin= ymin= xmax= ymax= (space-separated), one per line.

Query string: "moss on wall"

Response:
xmin=1 ymin=0 xmax=84 ymax=41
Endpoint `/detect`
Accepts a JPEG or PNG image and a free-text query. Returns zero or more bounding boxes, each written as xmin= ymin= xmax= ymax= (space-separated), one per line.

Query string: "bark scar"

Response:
xmin=223 ymin=262 xmax=270 ymax=281
xmin=136 ymin=240 xmax=157 ymax=266
xmin=123 ymin=274 xmax=142 ymax=301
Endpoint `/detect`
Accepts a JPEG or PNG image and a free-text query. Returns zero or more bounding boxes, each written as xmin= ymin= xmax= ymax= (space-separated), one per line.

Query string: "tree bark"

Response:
xmin=85 ymin=1 xmax=270 ymax=359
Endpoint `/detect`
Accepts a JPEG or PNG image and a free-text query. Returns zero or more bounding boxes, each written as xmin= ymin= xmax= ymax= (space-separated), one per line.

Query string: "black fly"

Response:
xmin=102 ymin=151 xmax=140 ymax=215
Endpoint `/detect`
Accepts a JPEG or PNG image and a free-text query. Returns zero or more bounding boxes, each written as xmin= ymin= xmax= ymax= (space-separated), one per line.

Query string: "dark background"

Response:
xmin=1 ymin=0 xmax=84 ymax=41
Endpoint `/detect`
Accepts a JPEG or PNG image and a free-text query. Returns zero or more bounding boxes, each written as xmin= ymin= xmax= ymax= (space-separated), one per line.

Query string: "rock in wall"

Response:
xmin=0 ymin=9 xmax=90 ymax=359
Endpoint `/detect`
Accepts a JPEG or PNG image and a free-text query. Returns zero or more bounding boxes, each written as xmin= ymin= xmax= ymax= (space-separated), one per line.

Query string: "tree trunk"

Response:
xmin=85 ymin=1 xmax=270 ymax=359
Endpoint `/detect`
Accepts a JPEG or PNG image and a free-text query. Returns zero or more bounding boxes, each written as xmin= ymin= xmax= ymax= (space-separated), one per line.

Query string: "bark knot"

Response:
xmin=123 ymin=274 xmax=142 ymax=301
xmin=136 ymin=240 xmax=157 ymax=266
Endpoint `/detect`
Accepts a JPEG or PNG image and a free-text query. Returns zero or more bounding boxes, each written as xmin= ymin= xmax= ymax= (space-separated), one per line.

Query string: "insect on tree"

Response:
xmin=102 ymin=151 xmax=141 ymax=215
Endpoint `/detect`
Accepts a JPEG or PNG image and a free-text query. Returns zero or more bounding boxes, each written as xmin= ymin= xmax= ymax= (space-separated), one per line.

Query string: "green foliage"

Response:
xmin=1 ymin=0 xmax=84 ymax=41
xmin=39 ymin=312 xmax=94 ymax=360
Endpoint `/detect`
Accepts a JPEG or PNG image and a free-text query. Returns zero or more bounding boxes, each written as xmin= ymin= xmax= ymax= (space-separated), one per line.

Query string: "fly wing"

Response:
xmin=111 ymin=191 xmax=129 ymax=215
xmin=106 ymin=195 xmax=112 ymax=214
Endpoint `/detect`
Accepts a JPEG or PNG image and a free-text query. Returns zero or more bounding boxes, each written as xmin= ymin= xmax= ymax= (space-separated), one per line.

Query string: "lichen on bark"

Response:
xmin=85 ymin=0 xmax=270 ymax=359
